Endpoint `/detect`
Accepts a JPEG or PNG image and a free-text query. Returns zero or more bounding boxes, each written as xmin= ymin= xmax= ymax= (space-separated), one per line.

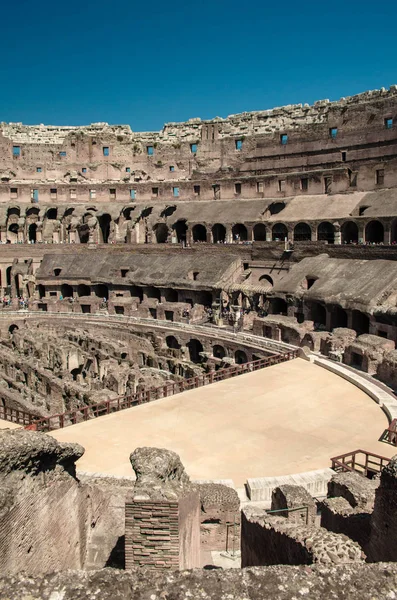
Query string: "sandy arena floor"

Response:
xmin=49 ymin=358 xmax=395 ymax=486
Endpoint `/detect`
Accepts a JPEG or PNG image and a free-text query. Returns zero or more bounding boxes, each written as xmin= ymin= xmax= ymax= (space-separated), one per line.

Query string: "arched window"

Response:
xmin=212 ymin=223 xmax=226 ymax=243
xmin=272 ymin=223 xmax=288 ymax=241
xmin=341 ymin=221 xmax=359 ymax=244
xmin=293 ymin=222 xmax=311 ymax=241
xmin=317 ymin=221 xmax=335 ymax=244
xmin=187 ymin=339 xmax=203 ymax=363
xmin=153 ymin=223 xmax=169 ymax=243
xmin=166 ymin=335 xmax=181 ymax=349
xmin=172 ymin=220 xmax=188 ymax=243
xmin=232 ymin=223 xmax=248 ymax=241
xmin=235 ymin=349 xmax=248 ymax=364
xmin=213 ymin=345 xmax=226 ymax=359
xmin=28 ymin=223 xmax=37 ymax=243
xmin=192 ymin=224 xmax=207 ymax=242
xmin=365 ymin=220 xmax=384 ymax=244
xmin=98 ymin=214 xmax=111 ymax=243
xmin=253 ymin=223 xmax=267 ymax=241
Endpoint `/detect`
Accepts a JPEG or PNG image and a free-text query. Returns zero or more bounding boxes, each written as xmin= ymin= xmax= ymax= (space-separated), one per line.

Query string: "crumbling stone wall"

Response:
xmin=197 ymin=483 xmax=240 ymax=551
xmin=241 ymin=506 xmax=364 ymax=567
xmin=367 ymin=454 xmax=397 ymax=561
xmin=0 ymin=429 xmax=131 ymax=574
xmin=0 ymin=563 xmax=396 ymax=600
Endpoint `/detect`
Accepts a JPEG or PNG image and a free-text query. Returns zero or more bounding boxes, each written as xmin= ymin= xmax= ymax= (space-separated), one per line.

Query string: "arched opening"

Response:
xmin=213 ymin=344 xmax=226 ymax=359
xmin=269 ymin=297 xmax=288 ymax=315
xmin=8 ymin=324 xmax=18 ymax=335
xmin=26 ymin=207 xmax=39 ymax=218
xmin=192 ymin=224 xmax=207 ymax=242
xmin=200 ymin=291 xmax=213 ymax=307
xmin=160 ymin=205 xmax=177 ymax=218
xmin=391 ymin=219 xmax=397 ymax=244
xmin=78 ymin=226 xmax=90 ymax=244
xmin=259 ymin=274 xmax=273 ymax=289
xmin=293 ymin=222 xmax=312 ymax=242
xmin=172 ymin=219 xmax=188 ymax=243
xmin=331 ymin=305 xmax=348 ymax=329
xmin=268 ymin=202 xmax=286 ymax=215
xmin=8 ymin=224 xmax=19 ymax=243
xmin=166 ymin=336 xmax=181 ymax=350
xmin=187 ymin=338 xmax=203 ymax=363
xmin=310 ymin=302 xmax=326 ymax=327
xmin=6 ymin=267 xmax=12 ymax=286
xmin=317 ymin=221 xmax=335 ymax=244
xmin=131 ymin=286 xmax=143 ymax=302
xmin=98 ymin=214 xmax=111 ymax=243
xmin=146 ymin=287 xmax=161 ymax=301
xmin=61 ymin=284 xmax=73 ymax=298
xmin=365 ymin=220 xmax=384 ymax=244
xmin=272 ymin=223 xmax=288 ymax=241
xmin=7 ymin=207 xmax=20 ymax=218
xmin=77 ymin=284 xmax=91 ymax=297
xmin=232 ymin=223 xmax=248 ymax=242
xmin=38 ymin=284 xmax=46 ymax=299
xmin=253 ymin=223 xmax=267 ymax=241
xmin=28 ymin=223 xmax=37 ymax=243
xmin=212 ymin=223 xmax=226 ymax=243
xmin=352 ymin=310 xmax=370 ymax=335
xmin=341 ymin=221 xmax=359 ymax=244
xmin=164 ymin=289 xmax=178 ymax=302
xmin=46 ymin=208 xmax=57 ymax=220
xmin=122 ymin=207 xmax=135 ymax=220
xmin=235 ymin=349 xmax=248 ymax=364
xmin=153 ymin=223 xmax=169 ymax=244
xmin=96 ymin=284 xmax=109 ymax=300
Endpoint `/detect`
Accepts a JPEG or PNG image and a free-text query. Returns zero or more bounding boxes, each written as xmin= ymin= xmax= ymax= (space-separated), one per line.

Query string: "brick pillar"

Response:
xmin=125 ymin=490 xmax=200 ymax=570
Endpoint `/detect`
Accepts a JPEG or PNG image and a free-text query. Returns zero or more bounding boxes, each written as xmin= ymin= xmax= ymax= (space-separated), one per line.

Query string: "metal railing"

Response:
xmin=0 ymin=404 xmax=38 ymax=427
xmin=28 ymin=350 xmax=297 ymax=432
xmin=330 ymin=449 xmax=390 ymax=478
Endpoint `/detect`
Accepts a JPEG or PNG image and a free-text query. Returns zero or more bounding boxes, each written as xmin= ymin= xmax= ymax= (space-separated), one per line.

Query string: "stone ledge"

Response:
xmin=247 ymin=468 xmax=334 ymax=502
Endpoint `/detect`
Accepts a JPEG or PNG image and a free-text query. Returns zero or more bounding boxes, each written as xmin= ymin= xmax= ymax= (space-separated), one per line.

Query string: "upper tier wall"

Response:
xmin=1 ymin=86 xmax=397 ymax=198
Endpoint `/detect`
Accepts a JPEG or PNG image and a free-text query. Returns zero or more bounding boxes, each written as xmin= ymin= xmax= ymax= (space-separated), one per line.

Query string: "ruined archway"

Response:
xmin=172 ymin=220 xmax=188 ymax=243
xmin=213 ymin=344 xmax=226 ymax=359
xmin=61 ymin=284 xmax=73 ymax=298
xmin=331 ymin=305 xmax=348 ymax=329
xmin=212 ymin=223 xmax=226 ymax=243
xmin=293 ymin=222 xmax=312 ymax=242
xmin=187 ymin=338 xmax=203 ymax=363
xmin=272 ymin=223 xmax=288 ymax=241
xmin=310 ymin=302 xmax=326 ymax=327
xmin=232 ymin=223 xmax=248 ymax=242
xmin=153 ymin=223 xmax=169 ymax=244
xmin=352 ymin=310 xmax=370 ymax=335
xmin=235 ymin=349 xmax=248 ymax=364
xmin=253 ymin=223 xmax=267 ymax=241
xmin=365 ymin=220 xmax=384 ymax=244
xmin=341 ymin=221 xmax=359 ymax=244
xmin=192 ymin=224 xmax=207 ymax=242
xmin=77 ymin=284 xmax=91 ymax=297
xmin=28 ymin=223 xmax=37 ymax=243
xmin=96 ymin=284 xmax=109 ymax=300
xmin=98 ymin=214 xmax=111 ymax=244
xmin=166 ymin=336 xmax=181 ymax=350
xmin=317 ymin=221 xmax=335 ymax=244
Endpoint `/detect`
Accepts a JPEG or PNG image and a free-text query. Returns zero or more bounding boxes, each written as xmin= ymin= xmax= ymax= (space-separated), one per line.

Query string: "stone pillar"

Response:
xmin=384 ymin=223 xmax=391 ymax=245
xmin=125 ymin=448 xmax=200 ymax=571
xmin=334 ymin=223 xmax=341 ymax=245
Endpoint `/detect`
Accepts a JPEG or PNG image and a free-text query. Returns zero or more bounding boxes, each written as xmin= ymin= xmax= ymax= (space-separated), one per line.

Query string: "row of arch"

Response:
xmin=165 ymin=335 xmax=248 ymax=365
xmin=153 ymin=220 xmax=390 ymax=244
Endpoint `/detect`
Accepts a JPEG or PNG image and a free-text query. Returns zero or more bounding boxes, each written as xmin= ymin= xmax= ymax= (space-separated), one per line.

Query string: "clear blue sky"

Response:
xmin=1 ymin=0 xmax=396 ymax=130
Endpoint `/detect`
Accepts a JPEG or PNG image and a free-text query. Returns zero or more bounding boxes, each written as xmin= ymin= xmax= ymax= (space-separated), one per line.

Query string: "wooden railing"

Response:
xmin=29 ymin=350 xmax=297 ymax=432
xmin=385 ymin=418 xmax=397 ymax=446
xmin=0 ymin=404 xmax=38 ymax=427
xmin=330 ymin=449 xmax=390 ymax=478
